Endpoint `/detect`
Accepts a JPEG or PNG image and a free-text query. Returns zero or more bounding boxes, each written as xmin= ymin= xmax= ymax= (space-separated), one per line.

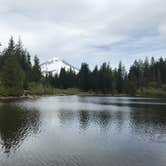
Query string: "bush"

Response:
xmin=161 ymin=84 xmax=166 ymax=91
xmin=148 ymin=81 xmax=158 ymax=88
xmin=0 ymin=85 xmax=23 ymax=96
xmin=137 ymin=86 xmax=166 ymax=97
xmin=27 ymin=82 xmax=91 ymax=96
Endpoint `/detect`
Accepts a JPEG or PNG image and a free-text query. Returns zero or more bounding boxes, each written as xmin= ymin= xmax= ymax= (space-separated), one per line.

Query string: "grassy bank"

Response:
xmin=137 ymin=88 xmax=166 ymax=97
xmin=0 ymin=83 xmax=166 ymax=99
xmin=27 ymin=84 xmax=130 ymax=97
xmin=28 ymin=84 xmax=94 ymax=96
xmin=136 ymin=84 xmax=166 ymax=97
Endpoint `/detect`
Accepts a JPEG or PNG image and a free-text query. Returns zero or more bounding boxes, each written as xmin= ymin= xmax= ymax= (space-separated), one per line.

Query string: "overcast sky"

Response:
xmin=0 ymin=0 xmax=166 ymax=69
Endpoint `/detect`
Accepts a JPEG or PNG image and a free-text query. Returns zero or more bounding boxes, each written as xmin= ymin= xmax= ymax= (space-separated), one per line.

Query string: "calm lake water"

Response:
xmin=0 ymin=96 xmax=166 ymax=166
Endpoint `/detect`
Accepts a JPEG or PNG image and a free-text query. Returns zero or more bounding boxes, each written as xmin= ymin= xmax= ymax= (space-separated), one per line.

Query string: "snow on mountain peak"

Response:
xmin=40 ymin=57 xmax=79 ymax=75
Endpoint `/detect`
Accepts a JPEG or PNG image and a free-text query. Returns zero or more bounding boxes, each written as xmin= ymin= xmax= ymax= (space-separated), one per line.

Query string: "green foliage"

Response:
xmin=32 ymin=56 xmax=41 ymax=82
xmin=59 ymin=68 xmax=68 ymax=89
xmin=44 ymin=56 xmax=166 ymax=96
xmin=137 ymin=87 xmax=166 ymax=97
xmin=116 ymin=61 xmax=126 ymax=93
xmin=78 ymin=63 xmax=90 ymax=91
xmin=0 ymin=87 xmax=24 ymax=96
xmin=1 ymin=56 xmax=25 ymax=89
xmin=28 ymin=82 xmax=89 ymax=95
xmin=161 ymin=84 xmax=166 ymax=91
xmin=0 ymin=37 xmax=42 ymax=96
xmin=0 ymin=37 xmax=166 ymax=97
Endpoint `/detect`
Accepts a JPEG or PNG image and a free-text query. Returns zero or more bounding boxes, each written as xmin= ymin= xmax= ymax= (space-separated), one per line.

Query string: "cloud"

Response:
xmin=0 ymin=0 xmax=166 ymax=68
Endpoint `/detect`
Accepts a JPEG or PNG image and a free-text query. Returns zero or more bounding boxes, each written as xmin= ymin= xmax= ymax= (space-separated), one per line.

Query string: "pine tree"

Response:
xmin=32 ymin=56 xmax=41 ymax=82
xmin=59 ymin=68 xmax=67 ymax=89
xmin=1 ymin=56 xmax=25 ymax=96
xmin=116 ymin=62 xmax=125 ymax=93
xmin=78 ymin=63 xmax=90 ymax=91
xmin=91 ymin=66 xmax=99 ymax=92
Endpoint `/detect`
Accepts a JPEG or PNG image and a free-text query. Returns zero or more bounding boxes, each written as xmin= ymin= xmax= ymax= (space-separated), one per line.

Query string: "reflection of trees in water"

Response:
xmin=57 ymin=110 xmax=74 ymax=125
xmin=0 ymin=104 xmax=40 ymax=154
xmin=57 ymin=109 xmax=119 ymax=130
xmin=79 ymin=110 xmax=90 ymax=130
xmin=93 ymin=111 xmax=111 ymax=129
xmin=129 ymin=106 xmax=166 ymax=141
xmin=114 ymin=111 xmax=125 ymax=131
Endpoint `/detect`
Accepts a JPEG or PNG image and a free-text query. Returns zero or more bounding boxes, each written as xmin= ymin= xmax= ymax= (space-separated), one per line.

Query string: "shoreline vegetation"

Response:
xmin=0 ymin=87 xmax=166 ymax=101
xmin=0 ymin=37 xmax=166 ymax=99
xmin=0 ymin=88 xmax=127 ymax=101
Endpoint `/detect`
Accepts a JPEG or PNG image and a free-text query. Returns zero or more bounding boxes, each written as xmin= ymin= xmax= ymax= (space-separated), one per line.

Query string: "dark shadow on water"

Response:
xmin=58 ymin=110 xmax=75 ymax=125
xmin=79 ymin=110 xmax=90 ymax=130
xmin=93 ymin=111 xmax=111 ymax=129
xmin=0 ymin=103 xmax=41 ymax=154
xmin=58 ymin=109 xmax=112 ymax=130
xmin=129 ymin=105 xmax=166 ymax=142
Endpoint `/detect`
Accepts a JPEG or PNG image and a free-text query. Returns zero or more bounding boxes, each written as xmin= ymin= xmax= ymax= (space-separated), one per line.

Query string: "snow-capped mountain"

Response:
xmin=40 ymin=57 xmax=79 ymax=75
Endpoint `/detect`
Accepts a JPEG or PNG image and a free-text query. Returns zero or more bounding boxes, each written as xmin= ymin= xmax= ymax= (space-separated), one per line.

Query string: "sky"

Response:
xmin=0 ymin=0 xmax=166 ymax=69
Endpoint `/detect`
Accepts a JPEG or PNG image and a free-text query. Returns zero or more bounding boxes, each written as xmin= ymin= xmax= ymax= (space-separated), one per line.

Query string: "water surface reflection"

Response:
xmin=0 ymin=103 xmax=40 ymax=154
xmin=0 ymin=96 xmax=166 ymax=166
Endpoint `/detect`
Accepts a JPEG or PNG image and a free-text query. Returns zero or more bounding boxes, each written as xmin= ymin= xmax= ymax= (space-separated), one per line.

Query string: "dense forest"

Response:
xmin=0 ymin=37 xmax=166 ymax=97
xmin=0 ymin=37 xmax=41 ymax=96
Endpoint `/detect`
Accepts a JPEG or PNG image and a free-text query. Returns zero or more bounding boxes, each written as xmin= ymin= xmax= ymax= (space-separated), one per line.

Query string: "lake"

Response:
xmin=0 ymin=96 xmax=166 ymax=166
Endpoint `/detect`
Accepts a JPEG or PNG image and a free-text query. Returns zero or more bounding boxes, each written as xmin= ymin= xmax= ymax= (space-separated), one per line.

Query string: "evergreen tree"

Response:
xmin=59 ymin=68 xmax=67 ymax=89
xmin=91 ymin=66 xmax=99 ymax=92
xmin=32 ymin=56 xmax=41 ymax=82
xmin=116 ymin=62 xmax=125 ymax=93
xmin=1 ymin=56 xmax=25 ymax=96
xmin=78 ymin=63 xmax=90 ymax=91
xmin=98 ymin=63 xmax=112 ymax=93
xmin=1 ymin=37 xmax=166 ymax=97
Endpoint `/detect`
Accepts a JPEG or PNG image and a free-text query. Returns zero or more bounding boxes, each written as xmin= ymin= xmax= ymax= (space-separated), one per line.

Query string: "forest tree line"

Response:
xmin=0 ymin=37 xmax=166 ymax=96
xmin=46 ymin=57 xmax=166 ymax=95
xmin=0 ymin=37 xmax=41 ymax=95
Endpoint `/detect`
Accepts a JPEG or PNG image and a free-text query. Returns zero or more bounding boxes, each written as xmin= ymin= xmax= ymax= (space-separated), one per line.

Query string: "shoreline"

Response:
xmin=0 ymin=93 xmax=130 ymax=101
xmin=0 ymin=93 xmax=165 ymax=101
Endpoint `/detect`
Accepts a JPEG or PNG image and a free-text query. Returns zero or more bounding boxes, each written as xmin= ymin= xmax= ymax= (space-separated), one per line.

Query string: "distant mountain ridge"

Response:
xmin=40 ymin=57 xmax=79 ymax=75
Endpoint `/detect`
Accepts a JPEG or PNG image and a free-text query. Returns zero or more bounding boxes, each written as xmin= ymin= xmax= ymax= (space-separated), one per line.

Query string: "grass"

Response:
xmin=0 ymin=82 xmax=166 ymax=98
xmin=27 ymin=83 xmax=95 ymax=96
xmin=137 ymin=85 xmax=166 ymax=97
xmin=0 ymin=85 xmax=23 ymax=96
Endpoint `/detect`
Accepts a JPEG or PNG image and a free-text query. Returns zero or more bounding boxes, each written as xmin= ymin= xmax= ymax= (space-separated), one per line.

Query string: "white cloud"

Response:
xmin=0 ymin=0 xmax=166 ymax=68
